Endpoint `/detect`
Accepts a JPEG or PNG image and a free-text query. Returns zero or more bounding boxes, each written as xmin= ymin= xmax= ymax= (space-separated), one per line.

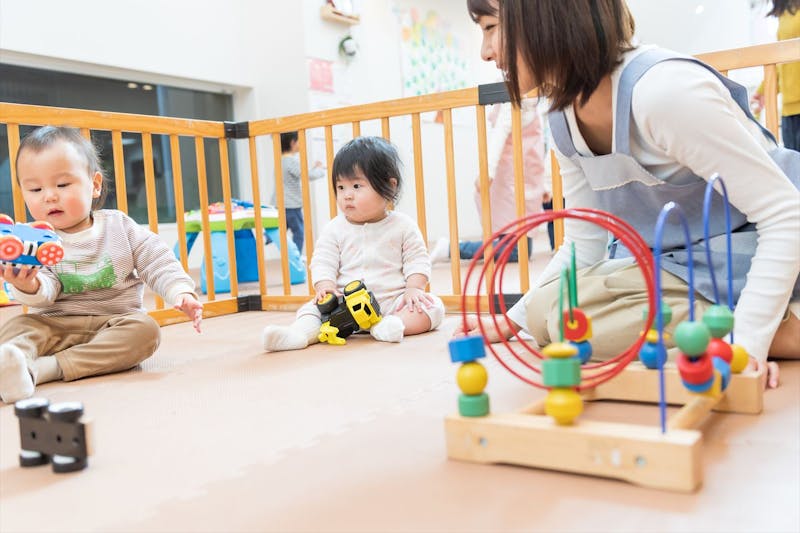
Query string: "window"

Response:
xmin=0 ymin=63 xmax=238 ymax=224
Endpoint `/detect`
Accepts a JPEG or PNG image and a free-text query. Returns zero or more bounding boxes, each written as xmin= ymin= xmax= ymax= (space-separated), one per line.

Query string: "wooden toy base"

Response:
xmin=444 ymin=363 xmax=764 ymax=492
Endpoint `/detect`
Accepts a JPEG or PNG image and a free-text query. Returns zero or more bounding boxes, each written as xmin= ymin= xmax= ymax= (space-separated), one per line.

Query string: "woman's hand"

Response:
xmin=0 ymin=264 xmax=40 ymax=295
xmin=396 ymin=287 xmax=434 ymax=313
xmin=747 ymin=356 xmax=780 ymax=389
xmin=175 ymin=294 xmax=203 ymax=333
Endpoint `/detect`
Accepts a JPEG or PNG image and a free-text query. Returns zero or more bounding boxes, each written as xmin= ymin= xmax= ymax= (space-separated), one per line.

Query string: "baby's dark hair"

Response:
xmin=280 ymin=131 xmax=298 ymax=153
xmin=16 ymin=126 xmax=108 ymax=209
xmin=332 ymin=136 xmax=402 ymax=203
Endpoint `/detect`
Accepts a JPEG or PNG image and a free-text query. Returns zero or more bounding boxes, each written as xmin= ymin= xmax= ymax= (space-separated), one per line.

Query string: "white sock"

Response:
xmin=370 ymin=315 xmax=405 ymax=343
xmin=0 ymin=344 xmax=34 ymax=403
xmin=263 ymin=315 xmax=321 ymax=352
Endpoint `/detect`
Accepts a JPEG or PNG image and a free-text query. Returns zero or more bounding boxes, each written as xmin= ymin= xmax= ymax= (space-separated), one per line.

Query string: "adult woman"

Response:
xmin=462 ymin=0 xmax=799 ymax=388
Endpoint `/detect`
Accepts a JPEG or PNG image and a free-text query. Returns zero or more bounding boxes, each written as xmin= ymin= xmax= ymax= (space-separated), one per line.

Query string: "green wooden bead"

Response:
xmin=542 ymin=357 xmax=581 ymax=387
xmin=458 ymin=393 xmax=490 ymax=417
xmin=702 ymin=305 xmax=734 ymax=338
xmin=674 ymin=321 xmax=711 ymax=356
xmin=642 ymin=301 xmax=673 ymax=326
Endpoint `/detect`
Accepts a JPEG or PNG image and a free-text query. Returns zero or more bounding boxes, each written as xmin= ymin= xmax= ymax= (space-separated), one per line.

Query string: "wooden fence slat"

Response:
xmin=298 ymin=129 xmax=315 ymax=295
xmin=511 ymin=105 xmax=530 ymax=293
xmin=442 ymin=109 xmax=461 ymax=295
xmin=111 ymin=130 xmax=128 ymax=214
xmin=272 ymin=132 xmax=292 ymax=295
xmin=248 ymin=136 xmax=268 ymax=296
xmin=0 ymin=103 xmax=224 ymax=137
xmin=142 ymin=133 xmax=163 ymax=309
xmin=324 ymin=125 xmax=337 ymax=218
xmin=169 ymin=134 xmax=189 ymax=272
xmin=7 ymin=124 xmax=25 ymax=222
xmin=411 ymin=113 xmax=428 ymax=242
xmin=195 ymin=137 xmax=215 ymax=300
xmin=218 ymin=138 xmax=238 ymax=297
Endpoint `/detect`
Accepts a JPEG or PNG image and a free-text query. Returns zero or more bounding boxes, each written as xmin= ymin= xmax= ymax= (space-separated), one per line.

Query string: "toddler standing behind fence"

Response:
xmin=0 ymin=126 xmax=203 ymax=402
xmin=263 ymin=136 xmax=444 ymax=352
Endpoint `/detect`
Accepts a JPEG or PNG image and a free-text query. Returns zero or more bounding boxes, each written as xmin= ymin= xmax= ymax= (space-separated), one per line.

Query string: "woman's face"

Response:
xmin=477 ymin=9 xmax=535 ymax=94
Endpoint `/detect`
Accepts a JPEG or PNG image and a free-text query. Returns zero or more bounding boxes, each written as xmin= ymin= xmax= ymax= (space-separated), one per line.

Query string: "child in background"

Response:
xmin=459 ymin=0 xmax=799 ymax=388
xmin=263 ymin=136 xmax=445 ymax=351
xmin=0 ymin=126 xmax=203 ymax=403
xmin=278 ymin=131 xmax=327 ymax=253
xmin=430 ymin=99 xmax=550 ymax=263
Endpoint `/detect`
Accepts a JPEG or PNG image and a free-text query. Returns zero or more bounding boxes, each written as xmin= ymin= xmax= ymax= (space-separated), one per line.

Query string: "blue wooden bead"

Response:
xmin=570 ymin=341 xmax=592 ymax=364
xmin=713 ymin=356 xmax=731 ymax=391
xmin=638 ymin=342 xmax=666 ymax=369
xmin=448 ymin=335 xmax=486 ymax=363
xmin=682 ymin=374 xmax=715 ymax=393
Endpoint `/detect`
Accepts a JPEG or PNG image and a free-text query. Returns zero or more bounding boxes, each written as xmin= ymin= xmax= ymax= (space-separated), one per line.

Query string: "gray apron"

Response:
xmin=548 ymin=47 xmax=800 ymax=305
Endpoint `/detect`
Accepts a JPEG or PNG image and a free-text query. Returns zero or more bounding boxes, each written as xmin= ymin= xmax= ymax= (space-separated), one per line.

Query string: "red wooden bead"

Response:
xmin=677 ymin=352 xmax=714 ymax=385
xmin=562 ymin=308 xmax=592 ymax=342
xmin=706 ymin=338 xmax=733 ymax=364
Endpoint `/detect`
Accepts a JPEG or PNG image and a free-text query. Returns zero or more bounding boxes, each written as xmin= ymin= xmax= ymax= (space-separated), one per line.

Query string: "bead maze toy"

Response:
xmin=15 ymin=398 xmax=93 ymax=473
xmin=317 ymin=280 xmax=382 ymax=345
xmin=444 ymin=178 xmax=763 ymax=492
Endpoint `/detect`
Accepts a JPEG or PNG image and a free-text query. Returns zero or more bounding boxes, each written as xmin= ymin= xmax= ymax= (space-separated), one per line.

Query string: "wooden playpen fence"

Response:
xmin=1 ymin=39 xmax=797 ymax=326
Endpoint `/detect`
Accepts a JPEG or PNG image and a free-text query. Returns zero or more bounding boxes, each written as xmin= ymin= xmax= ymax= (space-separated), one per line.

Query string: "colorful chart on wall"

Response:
xmin=398 ymin=8 xmax=469 ymax=97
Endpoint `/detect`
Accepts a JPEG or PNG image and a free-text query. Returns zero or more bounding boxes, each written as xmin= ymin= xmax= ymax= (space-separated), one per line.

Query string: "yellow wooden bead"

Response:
xmin=730 ymin=344 xmax=749 ymax=374
xmin=457 ymin=362 xmax=488 ymax=395
xmin=645 ymin=329 xmax=659 ymax=343
xmin=542 ymin=342 xmax=578 ymax=359
xmin=545 ymin=388 xmax=583 ymax=425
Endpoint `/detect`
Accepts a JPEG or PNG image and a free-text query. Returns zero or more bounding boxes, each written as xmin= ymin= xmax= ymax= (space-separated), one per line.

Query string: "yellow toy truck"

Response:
xmin=316 ymin=280 xmax=382 ymax=345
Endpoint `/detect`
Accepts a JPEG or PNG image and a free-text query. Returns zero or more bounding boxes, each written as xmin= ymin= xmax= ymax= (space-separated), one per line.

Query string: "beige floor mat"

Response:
xmin=1 ymin=309 xmax=798 ymax=532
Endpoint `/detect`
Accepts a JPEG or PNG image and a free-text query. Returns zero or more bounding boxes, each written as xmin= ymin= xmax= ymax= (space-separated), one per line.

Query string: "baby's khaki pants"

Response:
xmin=0 ymin=313 xmax=160 ymax=382
xmin=526 ymin=261 xmax=711 ymax=359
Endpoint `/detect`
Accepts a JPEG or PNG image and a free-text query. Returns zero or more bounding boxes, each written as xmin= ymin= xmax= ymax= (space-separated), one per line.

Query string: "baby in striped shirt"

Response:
xmin=0 ymin=126 xmax=203 ymax=403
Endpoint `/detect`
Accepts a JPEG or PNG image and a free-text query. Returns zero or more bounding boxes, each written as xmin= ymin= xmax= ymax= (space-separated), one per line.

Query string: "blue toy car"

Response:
xmin=0 ymin=214 xmax=64 ymax=268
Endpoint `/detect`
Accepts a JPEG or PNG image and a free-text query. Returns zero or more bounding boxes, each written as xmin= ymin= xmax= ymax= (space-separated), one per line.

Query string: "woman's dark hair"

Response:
xmin=332 ymin=136 xmax=402 ymax=202
xmin=16 ymin=126 xmax=108 ymax=209
xmin=280 ymin=131 xmax=298 ymax=153
xmin=467 ymin=0 xmax=497 ymax=22
xmin=502 ymin=0 xmax=636 ymax=110
xmin=767 ymin=0 xmax=799 ymax=16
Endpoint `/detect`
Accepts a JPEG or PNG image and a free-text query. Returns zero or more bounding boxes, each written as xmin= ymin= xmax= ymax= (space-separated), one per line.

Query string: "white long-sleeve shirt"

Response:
xmin=310 ymin=211 xmax=431 ymax=305
xmin=509 ymin=46 xmax=800 ymax=360
xmin=12 ymin=209 xmax=196 ymax=316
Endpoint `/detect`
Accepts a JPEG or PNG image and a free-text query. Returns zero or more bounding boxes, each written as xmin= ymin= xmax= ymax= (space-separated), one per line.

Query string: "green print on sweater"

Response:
xmin=56 ymin=256 xmax=117 ymax=294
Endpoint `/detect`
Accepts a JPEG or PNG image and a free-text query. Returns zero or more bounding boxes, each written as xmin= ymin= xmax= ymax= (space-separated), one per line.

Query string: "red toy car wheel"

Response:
xmin=30 ymin=221 xmax=55 ymax=231
xmin=0 ymin=235 xmax=24 ymax=261
xmin=36 ymin=242 xmax=65 ymax=266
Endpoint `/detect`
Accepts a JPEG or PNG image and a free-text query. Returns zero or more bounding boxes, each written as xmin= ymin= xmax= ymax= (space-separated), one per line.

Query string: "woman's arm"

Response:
xmin=635 ymin=61 xmax=800 ymax=361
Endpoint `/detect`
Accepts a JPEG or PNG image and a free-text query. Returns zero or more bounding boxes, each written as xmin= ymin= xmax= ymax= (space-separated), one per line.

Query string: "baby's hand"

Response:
xmin=0 ymin=264 xmax=40 ymax=294
xmin=314 ymin=282 xmax=340 ymax=303
xmin=396 ymin=287 xmax=434 ymax=313
xmin=747 ymin=356 xmax=780 ymax=389
xmin=175 ymin=294 xmax=203 ymax=333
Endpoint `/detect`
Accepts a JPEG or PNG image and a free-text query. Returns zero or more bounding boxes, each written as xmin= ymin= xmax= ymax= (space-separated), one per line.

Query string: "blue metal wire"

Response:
xmin=703 ymin=173 xmax=735 ymax=343
xmin=653 ymin=202 xmax=696 ymax=433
